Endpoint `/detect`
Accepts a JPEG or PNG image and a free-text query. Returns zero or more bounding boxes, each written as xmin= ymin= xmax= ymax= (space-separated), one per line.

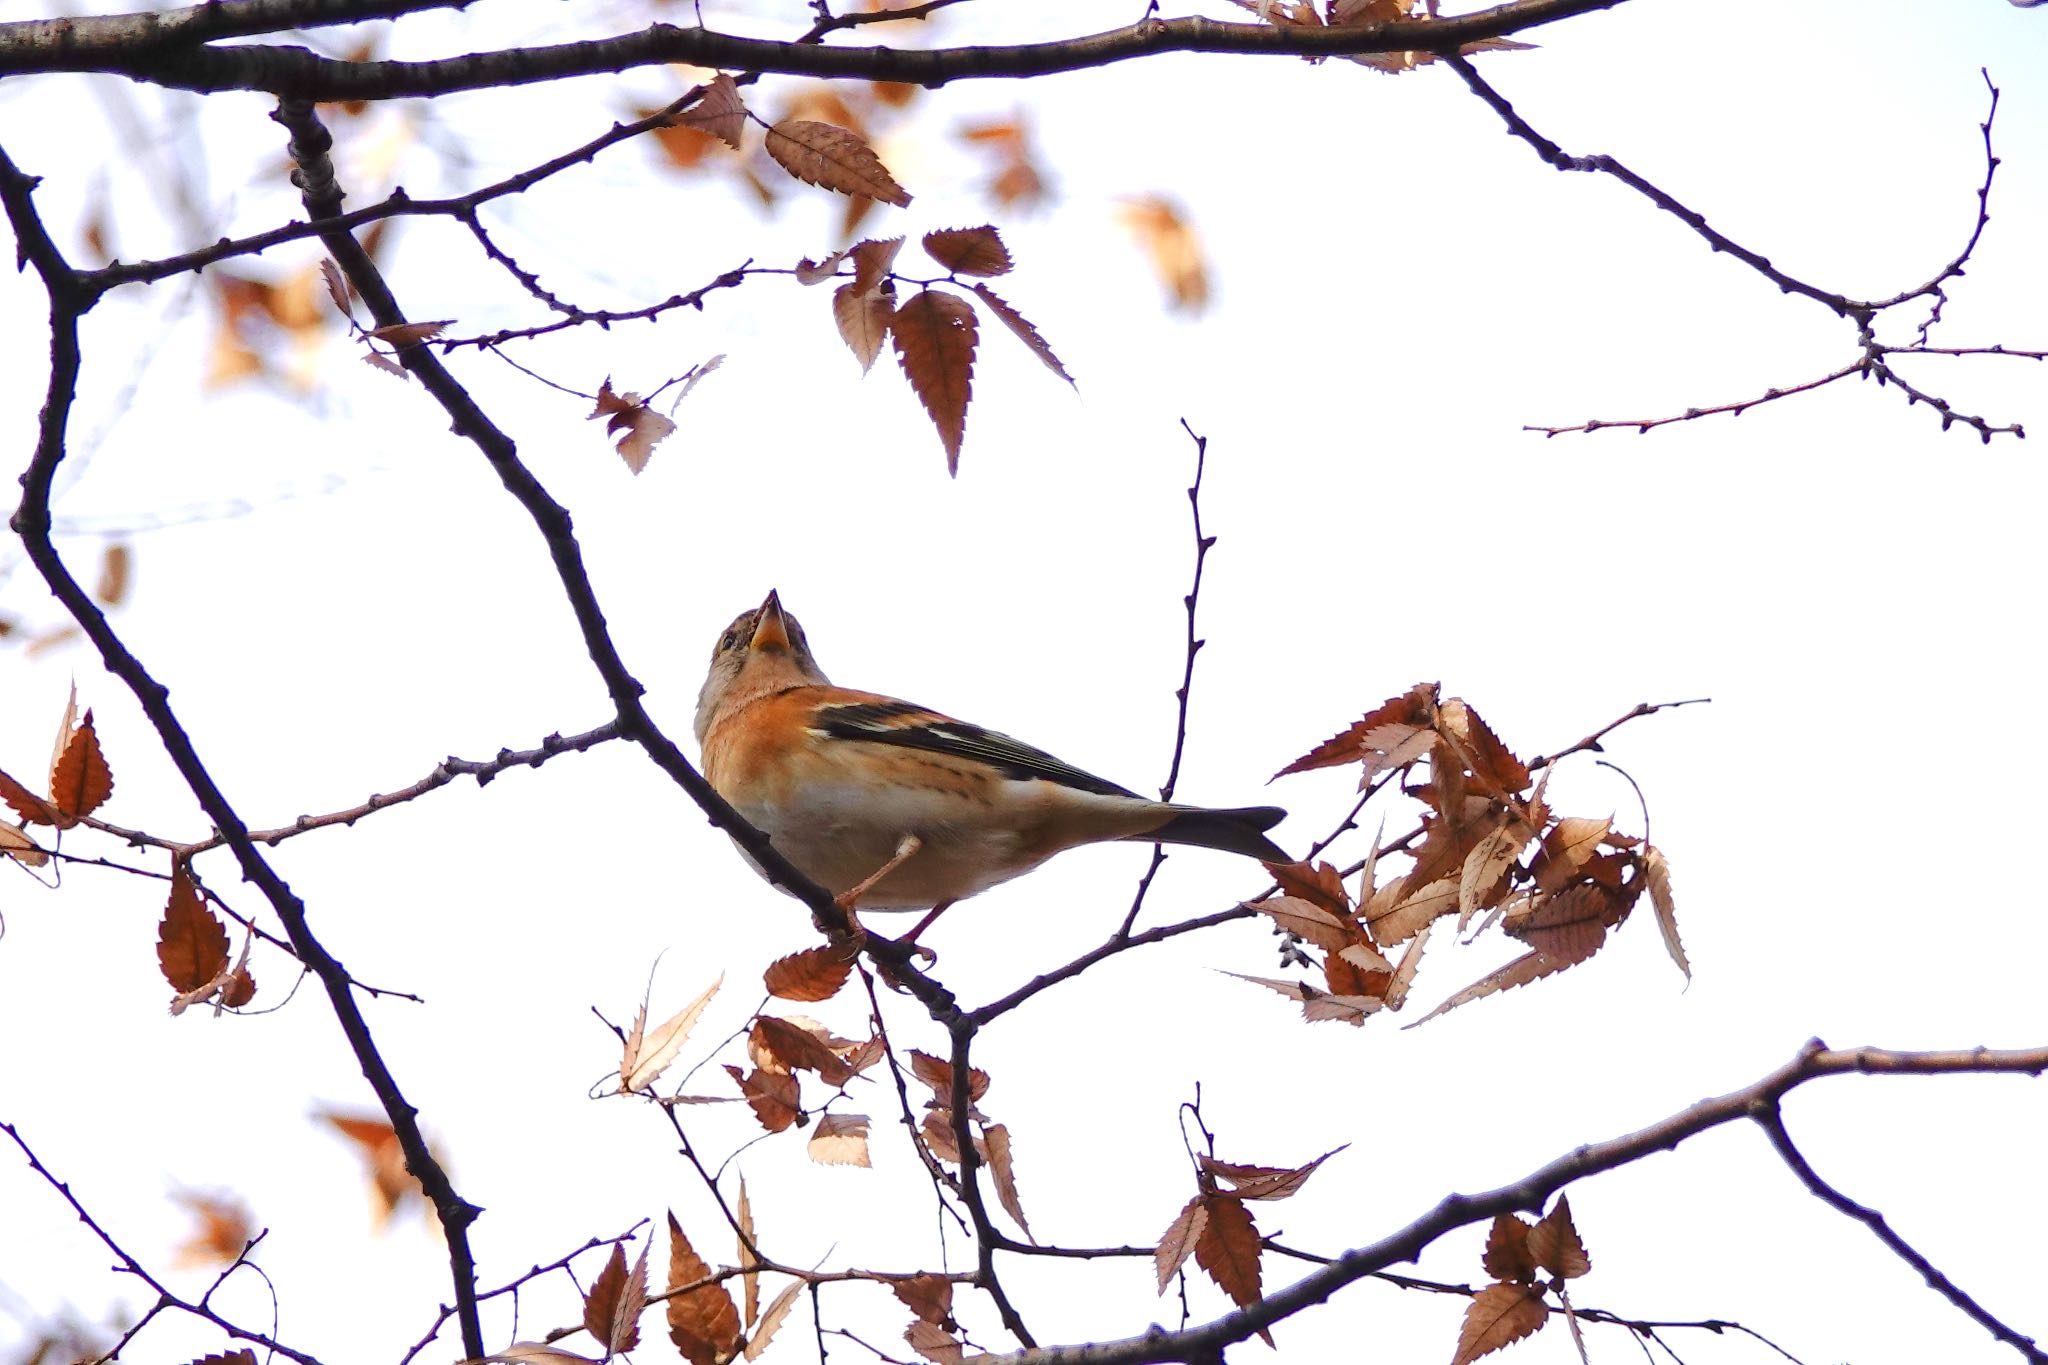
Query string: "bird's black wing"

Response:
xmin=812 ymin=701 xmax=1141 ymax=799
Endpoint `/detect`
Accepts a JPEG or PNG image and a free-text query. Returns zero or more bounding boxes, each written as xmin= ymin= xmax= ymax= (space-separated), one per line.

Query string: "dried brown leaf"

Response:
xmin=582 ymin=1241 xmax=648 ymax=1355
xmin=1267 ymin=858 xmax=1354 ymax=916
xmin=0 ymin=820 xmax=49 ymax=867
xmin=889 ymin=1274 xmax=954 ymax=1326
xmin=1453 ymin=1282 xmax=1549 ymax=1365
xmin=832 ymin=282 xmax=895 ymax=374
xmin=171 ymin=1191 xmax=253 ymax=1268
xmin=724 ymin=1064 xmax=802 ymax=1133
xmin=904 ymin=1320 xmax=962 ymax=1365
xmin=0 ymin=769 xmax=58 ymax=827
xmin=588 ymin=380 xmax=677 ymax=476
xmin=365 ymin=320 xmax=450 ymax=347
xmin=849 ymin=236 xmax=905 ymax=295
xmin=158 ymin=868 xmax=230 ymax=996
xmin=1365 ymin=876 xmax=1458 ymax=946
xmin=322 ymin=1110 xmax=417 ymax=1227
xmin=1193 ymin=1195 xmax=1269 ymax=1343
xmin=1481 ymin=1213 xmax=1538 ymax=1283
xmin=983 ymin=1122 xmax=1032 ymax=1241
xmin=1254 ymin=895 xmax=1355 ymax=955
xmin=50 ymin=708 xmax=114 ymax=823
xmin=751 ymin=1016 xmax=854 ymax=1086
xmin=1458 ymin=817 xmax=1531 ymax=922
xmin=1439 ymin=698 xmax=1531 ymax=795
xmin=1504 ymin=883 xmax=1613 ymax=965
xmin=764 ymin=120 xmax=911 ymax=206
xmin=1154 ymin=1196 xmax=1208 ymax=1293
xmin=763 ymin=943 xmax=856 ymax=1003
xmin=807 ymin=1112 xmax=871 ymax=1167
xmin=678 ymin=74 xmax=748 ymax=150
xmin=922 ymin=225 xmax=1012 ymax=277
xmin=737 ymin=1177 xmax=759 ymax=1328
xmin=1535 ymin=817 xmax=1611 ymax=893
xmin=1403 ymin=949 xmax=1580 ymax=1029
xmin=891 ymin=289 xmax=978 ymax=474
xmin=319 ymin=258 xmax=353 ymax=319
xmin=1275 ymin=683 xmax=1440 ymax=779
xmin=1528 ymin=1195 xmax=1591 ymax=1279
xmin=1224 ymin=972 xmax=1380 ymax=1027
xmin=920 ymin=1108 xmax=963 ymax=1164
xmin=968 ymin=284 xmax=1074 ymax=386
xmin=794 ymin=249 xmax=849 ymax=285
xmin=95 ymin=542 xmax=132 ymax=607
xmin=1116 ymin=196 xmax=1208 ymax=313
xmin=742 ymin=1279 xmax=803 ymax=1361
xmin=1383 ymin=920 xmax=1432 ymax=1012
xmin=666 ymin=1211 xmax=742 ymax=1365
xmin=907 ymin=1050 xmax=990 ymax=1103
xmin=1643 ymin=845 xmax=1688 ymax=979
xmin=1200 ymin=1146 xmax=1345 ymax=1201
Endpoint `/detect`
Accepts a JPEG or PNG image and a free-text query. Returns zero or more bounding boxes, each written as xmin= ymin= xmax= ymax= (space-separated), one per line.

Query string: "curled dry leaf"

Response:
xmin=725 ymin=1064 xmax=802 ymax=1133
xmin=666 ymin=1211 xmax=743 ymax=1365
xmin=742 ymin=1279 xmax=804 ymax=1361
xmin=1267 ymin=859 xmax=1352 ymax=916
xmin=622 ymin=973 xmax=723 ymax=1093
xmin=922 ymin=225 xmax=1012 ymax=277
xmin=1458 ymin=817 xmax=1532 ymax=922
xmin=1402 ymin=949 xmax=1580 ymax=1029
xmin=1154 ymin=1196 xmax=1209 ymax=1293
xmin=1643 ymin=845 xmax=1688 ymax=979
xmin=319 ymin=257 xmax=353 ymax=319
xmin=983 ymin=1122 xmax=1033 ymax=1242
xmin=1528 ymin=1194 xmax=1591 ymax=1279
xmin=833 ymin=282 xmax=895 ymax=374
xmin=889 ymin=1274 xmax=954 ymax=1326
xmin=737 ymin=1177 xmax=759 ymax=1328
xmin=1503 ymin=882 xmax=1614 ymax=965
xmin=678 ymin=73 xmax=748 ymax=150
xmin=1193 ymin=1195 xmax=1270 ymax=1344
xmin=764 ymin=120 xmax=911 ymax=206
xmin=968 ymin=284 xmax=1074 ymax=386
xmin=919 ymin=1109 xmax=963 ymax=1164
xmin=907 ymin=1050 xmax=990 ymax=1103
xmin=1452 ymin=1281 xmax=1549 ymax=1365
xmin=891 ymin=289 xmax=978 ymax=475
xmin=1198 ymin=1145 xmax=1345 ymax=1201
xmin=849 ymin=236 xmax=905 ymax=295
xmin=1275 ymin=683 xmax=1440 ymax=779
xmin=0 ymin=820 xmax=49 ymax=867
xmin=589 ymin=380 xmax=677 ymax=476
xmin=1224 ymin=971 xmax=1381 ymax=1028
xmin=795 ymin=249 xmax=849 ymax=285
xmin=0 ymin=768 xmax=58 ymax=827
xmin=1255 ymin=896 xmax=1355 ymax=955
xmin=1366 ymin=875 xmax=1457 ymax=946
xmin=751 ymin=1015 xmax=854 ymax=1085
xmin=366 ymin=320 xmax=451 ymax=347
xmin=807 ymin=1112 xmax=871 ymax=1167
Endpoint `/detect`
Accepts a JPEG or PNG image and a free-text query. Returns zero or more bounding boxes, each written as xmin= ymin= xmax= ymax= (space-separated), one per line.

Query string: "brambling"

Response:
xmin=694 ymin=591 xmax=1290 ymax=934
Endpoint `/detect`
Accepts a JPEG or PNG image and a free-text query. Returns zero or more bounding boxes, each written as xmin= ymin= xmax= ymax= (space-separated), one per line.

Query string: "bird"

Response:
xmin=694 ymin=590 xmax=1290 ymax=939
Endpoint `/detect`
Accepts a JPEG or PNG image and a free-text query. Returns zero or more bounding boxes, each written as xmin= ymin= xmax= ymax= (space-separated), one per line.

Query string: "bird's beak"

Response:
xmin=750 ymin=589 xmax=791 ymax=651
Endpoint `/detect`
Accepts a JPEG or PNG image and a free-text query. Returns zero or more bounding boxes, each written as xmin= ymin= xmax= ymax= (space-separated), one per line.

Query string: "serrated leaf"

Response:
xmin=666 ymin=1212 xmax=742 ymax=1365
xmin=1193 ymin=1196 xmax=1269 ymax=1343
xmin=794 ymin=249 xmax=849 ymax=285
xmin=904 ymin=1321 xmax=962 ymax=1365
xmin=49 ymin=708 xmax=113 ymax=823
xmin=1154 ymin=1196 xmax=1208 ymax=1293
xmin=365 ymin=320 xmax=451 ymax=347
xmin=1503 ymin=883 xmax=1613 ymax=965
xmin=588 ymin=380 xmax=677 ymax=475
xmin=1481 ymin=1213 xmax=1538 ymax=1283
xmin=1643 ymin=845 xmax=1688 ymax=979
xmin=0 ymin=820 xmax=49 ymax=867
xmin=1365 ymin=876 xmax=1458 ymax=946
xmin=737 ymin=1177 xmax=759 ymax=1328
xmin=158 ymin=868 xmax=230 ymax=995
xmin=679 ymin=73 xmax=748 ymax=150
xmin=1199 ymin=1145 xmax=1345 ymax=1202
xmin=623 ymin=974 xmax=722 ymax=1093
xmin=891 ymin=289 xmax=977 ymax=474
xmin=751 ymin=1016 xmax=854 ymax=1086
xmin=1275 ymin=683 xmax=1441 ymax=779
xmin=1458 ymin=818 xmax=1531 ymax=924
xmin=889 ymin=1274 xmax=953 ymax=1325
xmin=807 ymin=1112 xmax=871 ymax=1167
xmin=0 ymin=768 xmax=58 ymax=827
xmin=742 ymin=1279 xmax=803 ymax=1361
xmin=582 ymin=1241 xmax=648 ymax=1355
xmin=725 ymin=1065 xmax=801 ymax=1132
xmin=969 ymin=284 xmax=1074 ymax=386
xmin=922 ymin=225 xmax=1012 ymax=277
xmin=764 ymin=121 xmax=911 ymax=206
xmin=1528 ymin=1195 xmax=1591 ymax=1279
xmin=907 ymin=1050 xmax=990 ymax=1103
xmin=1403 ymin=949 xmax=1579 ymax=1029
xmin=832 ymin=282 xmax=895 ymax=373
xmin=849 ymin=236 xmax=904 ymax=295
xmin=1453 ymin=1281 xmax=1549 ymax=1364
xmin=983 ymin=1122 xmax=1032 ymax=1242
xmin=319 ymin=257 xmax=354 ymax=319
xmin=1253 ymin=896 xmax=1355 ymax=955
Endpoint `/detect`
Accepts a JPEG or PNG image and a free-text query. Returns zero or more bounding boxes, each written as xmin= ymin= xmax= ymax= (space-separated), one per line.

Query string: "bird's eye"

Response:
xmin=720 ymin=629 xmax=740 ymax=651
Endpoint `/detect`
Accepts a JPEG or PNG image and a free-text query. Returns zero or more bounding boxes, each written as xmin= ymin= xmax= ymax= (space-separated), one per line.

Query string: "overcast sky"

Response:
xmin=3 ymin=3 xmax=2045 ymax=1364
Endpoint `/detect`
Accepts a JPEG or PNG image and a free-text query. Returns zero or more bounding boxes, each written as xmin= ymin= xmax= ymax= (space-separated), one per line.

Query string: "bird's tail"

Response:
xmin=1144 ymin=804 xmax=1290 ymax=864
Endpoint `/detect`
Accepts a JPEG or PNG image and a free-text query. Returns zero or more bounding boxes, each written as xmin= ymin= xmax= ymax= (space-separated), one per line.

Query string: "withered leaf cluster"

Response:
xmin=1454 ymin=1196 xmax=1592 ymax=1364
xmin=1259 ymin=684 xmax=1685 ymax=1025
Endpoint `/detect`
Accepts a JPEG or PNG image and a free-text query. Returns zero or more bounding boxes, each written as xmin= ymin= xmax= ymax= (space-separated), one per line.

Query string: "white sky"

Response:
xmin=3 ymin=2 xmax=2046 ymax=1364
